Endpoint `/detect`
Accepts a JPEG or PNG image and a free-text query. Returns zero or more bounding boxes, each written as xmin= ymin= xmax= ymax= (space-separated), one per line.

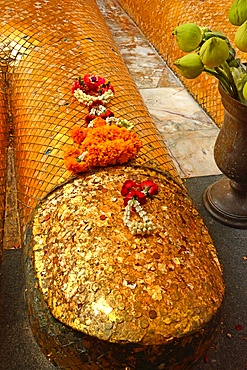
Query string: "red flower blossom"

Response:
xmin=101 ymin=84 xmax=114 ymax=94
xmin=71 ymin=79 xmax=82 ymax=94
xmin=140 ymin=180 xmax=159 ymax=196
xmin=83 ymin=74 xmax=106 ymax=92
xmin=121 ymin=179 xmax=158 ymax=207
xmin=135 ymin=190 xmax=147 ymax=205
xmin=88 ymin=100 xmax=103 ymax=109
xmin=102 ymin=109 xmax=114 ymax=119
xmin=85 ymin=114 xmax=97 ymax=125
xmin=123 ymin=189 xmax=147 ymax=207
xmin=124 ymin=189 xmax=137 ymax=206
xmin=121 ymin=180 xmax=139 ymax=196
xmin=85 ymin=109 xmax=114 ymax=125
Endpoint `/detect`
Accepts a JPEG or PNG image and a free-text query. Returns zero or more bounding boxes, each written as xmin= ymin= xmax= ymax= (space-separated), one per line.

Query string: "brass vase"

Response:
xmin=203 ymin=84 xmax=247 ymax=228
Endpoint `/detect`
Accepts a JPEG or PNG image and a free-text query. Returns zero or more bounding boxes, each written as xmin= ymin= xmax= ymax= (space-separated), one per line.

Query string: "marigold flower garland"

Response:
xmin=66 ymin=74 xmax=142 ymax=174
xmin=67 ymin=73 xmax=153 ymax=235
xmin=121 ymin=180 xmax=159 ymax=235
xmin=64 ymin=118 xmax=142 ymax=174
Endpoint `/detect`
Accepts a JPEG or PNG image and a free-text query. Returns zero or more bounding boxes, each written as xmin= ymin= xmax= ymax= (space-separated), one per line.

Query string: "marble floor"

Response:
xmin=97 ymin=0 xmax=221 ymax=178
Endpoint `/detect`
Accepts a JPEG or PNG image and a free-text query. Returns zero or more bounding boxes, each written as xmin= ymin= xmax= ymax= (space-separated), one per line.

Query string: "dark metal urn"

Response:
xmin=203 ymin=84 xmax=247 ymax=228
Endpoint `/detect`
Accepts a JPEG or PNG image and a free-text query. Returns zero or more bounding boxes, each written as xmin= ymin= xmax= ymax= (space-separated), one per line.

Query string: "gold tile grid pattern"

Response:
xmin=0 ymin=0 xmax=181 ymax=233
xmin=116 ymin=0 xmax=246 ymax=127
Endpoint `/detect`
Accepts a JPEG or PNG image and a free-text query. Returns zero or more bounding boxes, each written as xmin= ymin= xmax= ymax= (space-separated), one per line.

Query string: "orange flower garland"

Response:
xmin=66 ymin=74 xmax=142 ymax=174
xmin=65 ymin=118 xmax=142 ymax=174
xmin=70 ymin=126 xmax=88 ymax=145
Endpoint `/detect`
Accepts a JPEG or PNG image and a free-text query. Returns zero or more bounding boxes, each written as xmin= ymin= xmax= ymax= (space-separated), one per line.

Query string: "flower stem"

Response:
xmin=204 ymin=67 xmax=231 ymax=95
xmin=222 ymin=61 xmax=241 ymax=102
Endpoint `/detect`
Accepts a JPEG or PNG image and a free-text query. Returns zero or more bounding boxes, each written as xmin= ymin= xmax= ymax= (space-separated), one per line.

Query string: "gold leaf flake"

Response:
xmin=31 ymin=166 xmax=224 ymax=343
xmin=92 ymin=297 xmax=113 ymax=315
xmin=146 ymin=285 xmax=163 ymax=301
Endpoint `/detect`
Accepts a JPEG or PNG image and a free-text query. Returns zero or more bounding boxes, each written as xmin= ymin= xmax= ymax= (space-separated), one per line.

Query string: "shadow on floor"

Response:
xmin=0 ymin=248 xmax=54 ymax=370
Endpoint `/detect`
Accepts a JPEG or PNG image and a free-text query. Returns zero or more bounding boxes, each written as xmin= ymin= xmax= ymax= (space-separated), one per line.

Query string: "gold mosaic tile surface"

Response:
xmin=32 ymin=166 xmax=224 ymax=343
xmin=0 ymin=0 xmax=180 ymax=231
